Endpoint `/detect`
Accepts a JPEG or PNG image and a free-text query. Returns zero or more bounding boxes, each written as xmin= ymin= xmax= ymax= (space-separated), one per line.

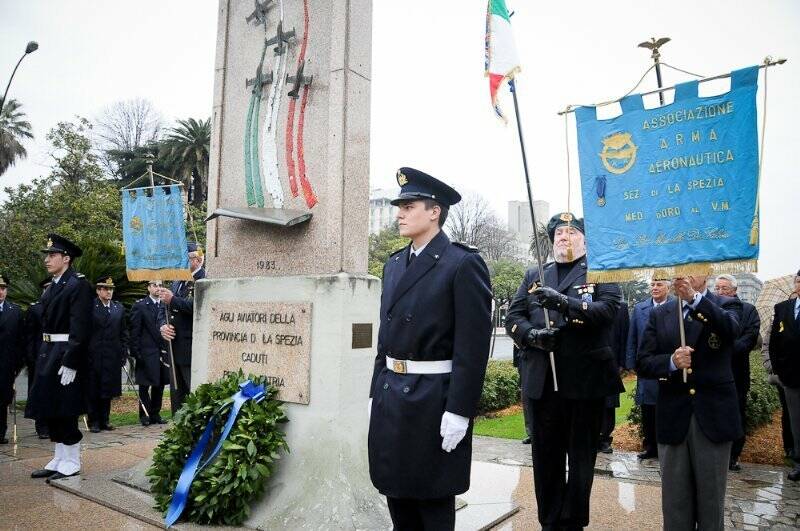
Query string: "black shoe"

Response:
xmin=151 ymin=417 xmax=167 ymax=425
xmin=101 ymin=424 xmax=115 ymax=431
xmin=0 ymin=438 xmax=8 ymax=444
xmin=788 ymin=468 xmax=800 ymax=482
xmin=37 ymin=433 xmax=50 ymax=440
xmin=637 ymin=449 xmax=658 ymax=460
xmin=46 ymin=471 xmax=80 ymax=483
xmin=31 ymin=469 xmax=58 ymax=479
xmin=729 ymin=461 xmax=742 ymax=471
xmin=140 ymin=418 xmax=151 ymax=427
xmin=521 ymin=437 xmax=531 ymax=444
xmin=598 ymin=441 xmax=613 ymax=454
xmin=89 ymin=425 xmax=101 ymax=433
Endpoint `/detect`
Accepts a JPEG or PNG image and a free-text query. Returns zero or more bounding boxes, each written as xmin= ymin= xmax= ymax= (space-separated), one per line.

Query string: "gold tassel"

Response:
xmin=749 ymin=217 xmax=759 ymax=245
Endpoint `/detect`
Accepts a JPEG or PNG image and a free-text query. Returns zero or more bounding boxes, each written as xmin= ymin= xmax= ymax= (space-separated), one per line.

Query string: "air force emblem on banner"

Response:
xmin=599 ymin=132 xmax=638 ymax=174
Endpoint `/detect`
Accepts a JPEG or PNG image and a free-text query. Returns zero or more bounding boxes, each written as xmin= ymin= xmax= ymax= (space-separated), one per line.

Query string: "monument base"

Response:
xmin=191 ymin=273 xmax=389 ymax=529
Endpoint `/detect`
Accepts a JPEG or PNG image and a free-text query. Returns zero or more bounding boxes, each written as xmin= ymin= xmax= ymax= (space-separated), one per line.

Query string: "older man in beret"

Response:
xmin=506 ymin=213 xmax=623 ymax=530
xmin=368 ymin=167 xmax=492 ymax=530
xmin=0 ymin=273 xmax=24 ymax=444
xmin=29 ymin=234 xmax=94 ymax=481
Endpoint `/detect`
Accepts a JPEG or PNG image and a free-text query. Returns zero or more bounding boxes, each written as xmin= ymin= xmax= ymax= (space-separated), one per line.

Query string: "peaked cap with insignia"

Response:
xmin=0 ymin=273 xmax=8 ymax=287
xmin=95 ymin=276 xmax=115 ymax=288
xmin=391 ymin=167 xmax=462 ymax=207
xmin=41 ymin=233 xmax=83 ymax=258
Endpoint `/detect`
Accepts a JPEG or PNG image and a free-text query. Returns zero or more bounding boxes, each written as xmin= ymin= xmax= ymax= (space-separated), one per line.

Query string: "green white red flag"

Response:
xmin=485 ymin=0 xmax=520 ymax=122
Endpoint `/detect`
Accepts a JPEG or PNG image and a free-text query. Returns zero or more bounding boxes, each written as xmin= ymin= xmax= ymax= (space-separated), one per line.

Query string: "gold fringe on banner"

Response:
xmin=126 ymin=269 xmax=194 ymax=282
xmin=586 ymin=259 xmax=758 ymax=284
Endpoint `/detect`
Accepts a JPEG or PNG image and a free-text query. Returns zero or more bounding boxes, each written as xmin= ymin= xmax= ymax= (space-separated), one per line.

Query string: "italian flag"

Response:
xmin=485 ymin=0 xmax=520 ymax=122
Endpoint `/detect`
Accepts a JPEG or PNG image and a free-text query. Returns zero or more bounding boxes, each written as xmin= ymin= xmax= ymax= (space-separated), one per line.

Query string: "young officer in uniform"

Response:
xmin=368 ymin=167 xmax=492 ymax=530
xmin=505 ymin=213 xmax=624 ymax=530
xmin=130 ymin=281 xmax=169 ymax=426
xmin=86 ymin=276 xmax=128 ymax=432
xmin=0 ymin=273 xmax=24 ymax=444
xmin=29 ymin=234 xmax=94 ymax=481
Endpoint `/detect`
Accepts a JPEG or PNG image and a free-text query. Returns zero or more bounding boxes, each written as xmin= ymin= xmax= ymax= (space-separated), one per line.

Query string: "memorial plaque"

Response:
xmin=207 ymin=301 xmax=312 ymax=404
xmin=351 ymin=323 xmax=373 ymax=349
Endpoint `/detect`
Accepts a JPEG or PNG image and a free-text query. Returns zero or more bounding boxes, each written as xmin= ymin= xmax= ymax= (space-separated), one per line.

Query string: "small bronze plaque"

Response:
xmin=351 ymin=323 xmax=373 ymax=349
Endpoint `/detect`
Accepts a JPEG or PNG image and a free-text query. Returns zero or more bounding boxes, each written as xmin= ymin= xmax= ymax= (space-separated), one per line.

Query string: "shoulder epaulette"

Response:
xmin=76 ymin=273 xmax=85 ymax=278
xmin=453 ymin=242 xmax=479 ymax=253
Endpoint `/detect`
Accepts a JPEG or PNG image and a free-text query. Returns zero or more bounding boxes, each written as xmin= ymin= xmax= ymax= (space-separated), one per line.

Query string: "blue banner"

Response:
xmin=575 ymin=66 xmax=760 ymax=281
xmin=122 ymin=185 xmax=192 ymax=281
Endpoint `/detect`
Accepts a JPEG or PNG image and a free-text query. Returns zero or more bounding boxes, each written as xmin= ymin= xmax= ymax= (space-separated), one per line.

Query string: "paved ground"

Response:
xmin=2 ymin=415 xmax=799 ymax=529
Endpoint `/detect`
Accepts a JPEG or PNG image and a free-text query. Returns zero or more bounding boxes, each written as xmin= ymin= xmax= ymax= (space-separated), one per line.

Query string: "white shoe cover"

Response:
xmin=57 ymin=442 xmax=81 ymax=476
xmin=44 ymin=443 xmax=63 ymax=471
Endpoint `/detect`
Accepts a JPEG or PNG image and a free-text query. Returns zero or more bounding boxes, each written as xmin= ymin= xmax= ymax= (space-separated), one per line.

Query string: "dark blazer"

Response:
xmin=130 ymin=297 xmax=169 ymax=387
xmin=731 ymin=299 xmax=760 ymax=394
xmin=29 ymin=268 xmax=94 ymax=418
xmin=0 ymin=300 xmax=24 ymax=405
xmin=368 ymin=230 xmax=492 ymax=499
xmin=637 ymin=291 xmax=743 ymax=444
xmin=626 ymin=296 xmax=675 ymax=406
xmin=158 ymin=267 xmax=205 ymax=366
xmin=87 ymin=298 xmax=128 ymax=400
xmin=505 ymin=258 xmax=624 ymax=401
xmin=769 ymin=298 xmax=800 ymax=388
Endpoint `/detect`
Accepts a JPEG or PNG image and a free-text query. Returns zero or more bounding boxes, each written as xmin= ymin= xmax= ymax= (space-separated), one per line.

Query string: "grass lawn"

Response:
xmin=474 ymin=377 xmax=637 ymax=440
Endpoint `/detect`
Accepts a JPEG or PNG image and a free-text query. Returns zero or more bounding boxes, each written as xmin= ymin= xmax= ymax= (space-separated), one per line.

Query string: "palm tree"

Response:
xmin=0 ymin=99 xmax=34 ymax=176
xmin=159 ymin=118 xmax=210 ymax=206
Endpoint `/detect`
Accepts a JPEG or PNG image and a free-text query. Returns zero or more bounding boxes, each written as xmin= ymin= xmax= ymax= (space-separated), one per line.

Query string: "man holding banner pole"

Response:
xmin=158 ymin=243 xmax=206 ymax=414
xmin=637 ymin=275 xmax=741 ymax=530
xmin=506 ymin=214 xmax=624 ymax=530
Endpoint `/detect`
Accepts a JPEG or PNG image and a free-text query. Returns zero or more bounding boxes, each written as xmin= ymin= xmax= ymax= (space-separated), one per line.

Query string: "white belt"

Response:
xmin=386 ymin=356 xmax=452 ymax=375
xmin=43 ymin=333 xmax=69 ymax=342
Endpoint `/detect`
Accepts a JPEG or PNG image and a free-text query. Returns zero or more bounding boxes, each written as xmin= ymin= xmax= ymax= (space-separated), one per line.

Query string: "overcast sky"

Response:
xmin=1 ymin=0 xmax=798 ymax=279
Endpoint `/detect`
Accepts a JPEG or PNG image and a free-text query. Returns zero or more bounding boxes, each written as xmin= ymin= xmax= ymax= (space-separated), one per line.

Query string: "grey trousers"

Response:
xmin=658 ymin=416 xmax=731 ymax=531
xmin=782 ymin=385 xmax=800 ymax=464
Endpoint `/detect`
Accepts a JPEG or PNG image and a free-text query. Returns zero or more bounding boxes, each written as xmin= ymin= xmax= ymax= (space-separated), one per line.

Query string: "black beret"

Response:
xmin=547 ymin=212 xmax=585 ymax=242
xmin=187 ymin=242 xmax=204 ymax=255
xmin=391 ymin=167 xmax=461 ymax=207
xmin=41 ymin=233 xmax=83 ymax=258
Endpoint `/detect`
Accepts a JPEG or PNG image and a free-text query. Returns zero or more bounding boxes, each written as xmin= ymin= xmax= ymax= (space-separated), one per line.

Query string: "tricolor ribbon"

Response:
xmin=164 ymin=380 xmax=267 ymax=527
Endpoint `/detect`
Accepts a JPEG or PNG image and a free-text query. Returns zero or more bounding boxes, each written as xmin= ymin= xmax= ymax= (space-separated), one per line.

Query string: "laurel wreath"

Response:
xmin=146 ymin=371 xmax=289 ymax=525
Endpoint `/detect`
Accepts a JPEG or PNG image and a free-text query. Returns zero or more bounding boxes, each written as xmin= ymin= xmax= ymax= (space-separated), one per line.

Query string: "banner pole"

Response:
xmin=509 ymin=79 xmax=558 ymax=392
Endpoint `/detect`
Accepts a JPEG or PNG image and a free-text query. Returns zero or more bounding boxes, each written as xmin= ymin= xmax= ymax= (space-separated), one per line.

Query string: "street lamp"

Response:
xmin=0 ymin=40 xmax=39 ymax=115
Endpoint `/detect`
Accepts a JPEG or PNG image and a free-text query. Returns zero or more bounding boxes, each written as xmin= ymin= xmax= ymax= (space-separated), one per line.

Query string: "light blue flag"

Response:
xmin=122 ymin=185 xmax=192 ymax=281
xmin=575 ymin=66 xmax=760 ymax=281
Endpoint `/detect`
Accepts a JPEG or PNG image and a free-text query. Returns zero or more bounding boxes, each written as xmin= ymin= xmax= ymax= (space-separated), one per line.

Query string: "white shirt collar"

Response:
xmin=150 ymin=296 xmax=160 ymax=304
xmin=0 ymin=301 xmax=4 ymax=311
xmin=410 ymin=242 xmax=428 ymax=257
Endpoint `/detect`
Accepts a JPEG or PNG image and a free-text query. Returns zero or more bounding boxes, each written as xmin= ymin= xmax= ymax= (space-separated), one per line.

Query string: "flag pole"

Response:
xmin=508 ymin=79 xmax=558 ymax=392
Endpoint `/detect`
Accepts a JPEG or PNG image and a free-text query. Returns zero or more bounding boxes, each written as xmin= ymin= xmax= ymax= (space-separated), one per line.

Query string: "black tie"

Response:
xmin=408 ymin=252 xmax=416 ymax=266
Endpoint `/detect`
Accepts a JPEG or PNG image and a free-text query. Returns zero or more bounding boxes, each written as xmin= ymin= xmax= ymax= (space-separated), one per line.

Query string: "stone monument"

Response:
xmin=192 ymin=0 xmax=386 ymax=528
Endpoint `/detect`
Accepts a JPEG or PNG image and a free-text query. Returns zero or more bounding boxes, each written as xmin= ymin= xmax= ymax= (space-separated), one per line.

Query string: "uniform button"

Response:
xmin=549 ymin=321 xmax=554 ymax=326
xmin=403 ymin=386 xmax=410 ymax=393
xmin=689 ymin=388 xmax=696 ymax=395
xmin=383 ymin=383 xmax=389 ymax=390
xmin=404 ymin=315 xmax=412 ymax=323
xmin=687 ymin=368 xmax=693 ymax=374
xmin=387 ymin=314 xmax=392 ymax=321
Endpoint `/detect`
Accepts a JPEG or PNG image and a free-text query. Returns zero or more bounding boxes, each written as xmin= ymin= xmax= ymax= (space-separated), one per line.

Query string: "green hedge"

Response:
xmin=627 ymin=350 xmax=780 ymax=435
xmin=745 ymin=350 xmax=780 ymax=432
xmin=478 ymin=360 xmax=520 ymax=415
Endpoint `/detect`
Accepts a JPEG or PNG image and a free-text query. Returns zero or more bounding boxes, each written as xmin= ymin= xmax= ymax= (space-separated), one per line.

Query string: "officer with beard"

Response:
xmin=506 ymin=213 xmax=623 ymax=530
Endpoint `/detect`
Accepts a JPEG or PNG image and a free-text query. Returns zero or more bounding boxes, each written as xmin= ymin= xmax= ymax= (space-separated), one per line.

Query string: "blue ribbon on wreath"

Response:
xmin=165 ymin=380 xmax=267 ymax=527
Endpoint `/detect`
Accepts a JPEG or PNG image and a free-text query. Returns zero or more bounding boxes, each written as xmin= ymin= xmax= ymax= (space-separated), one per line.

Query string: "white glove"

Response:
xmin=368 ymin=398 xmax=373 ymax=421
xmin=440 ymin=411 xmax=469 ymax=452
xmin=58 ymin=366 xmax=77 ymax=386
